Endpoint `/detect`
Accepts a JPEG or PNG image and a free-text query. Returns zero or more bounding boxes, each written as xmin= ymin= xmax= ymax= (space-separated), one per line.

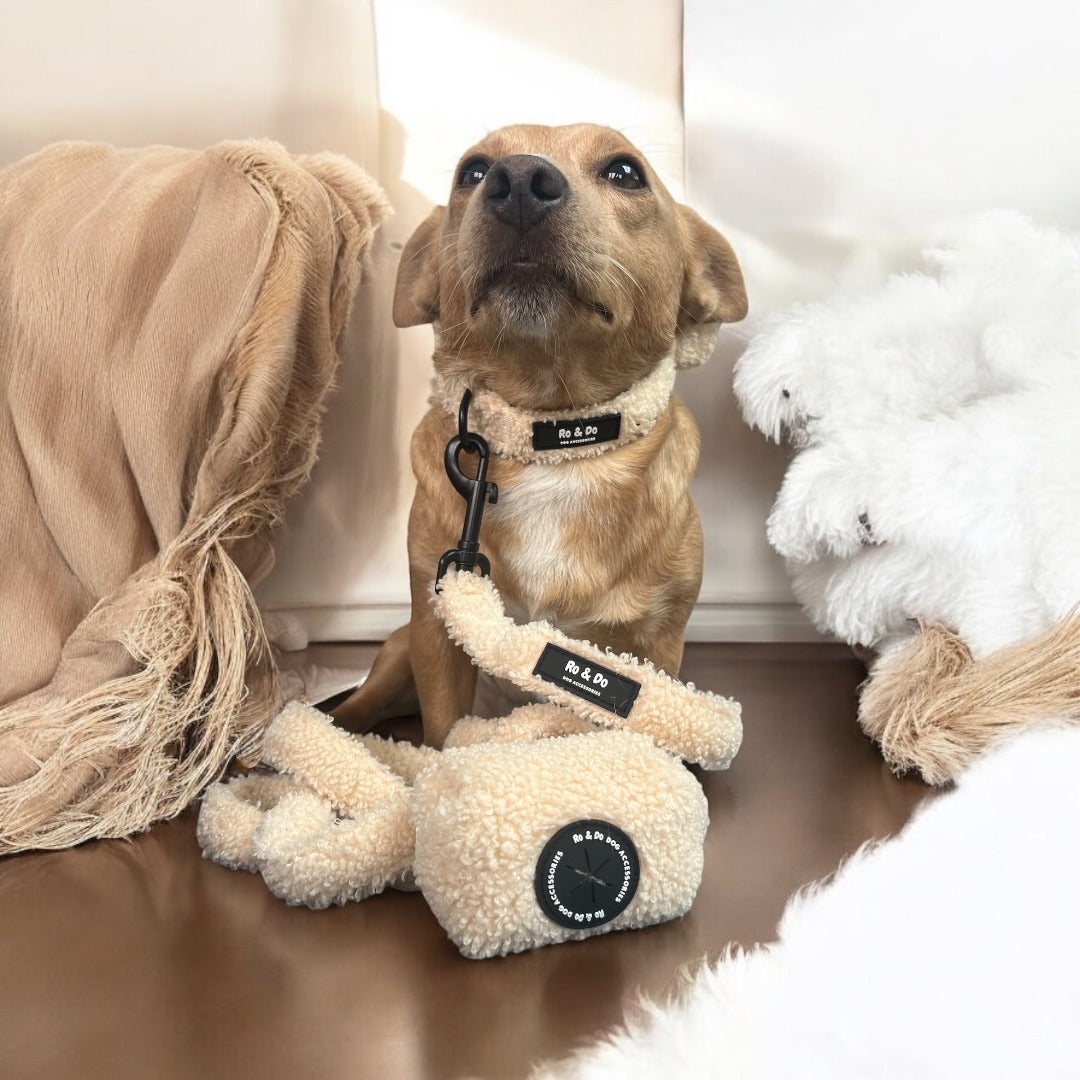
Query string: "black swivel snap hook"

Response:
xmin=435 ymin=389 xmax=499 ymax=589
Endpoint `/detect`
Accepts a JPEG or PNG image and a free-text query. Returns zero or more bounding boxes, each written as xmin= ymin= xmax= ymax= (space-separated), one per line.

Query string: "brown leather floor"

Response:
xmin=0 ymin=643 xmax=930 ymax=1080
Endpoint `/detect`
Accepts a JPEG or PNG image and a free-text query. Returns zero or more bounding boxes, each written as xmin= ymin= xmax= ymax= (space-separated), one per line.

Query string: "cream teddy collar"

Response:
xmin=431 ymin=324 xmax=720 ymax=464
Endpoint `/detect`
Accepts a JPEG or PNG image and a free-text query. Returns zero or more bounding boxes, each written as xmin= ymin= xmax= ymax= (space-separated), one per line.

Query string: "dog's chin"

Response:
xmin=470 ymin=264 xmax=613 ymax=341
xmin=480 ymin=279 xmax=565 ymax=340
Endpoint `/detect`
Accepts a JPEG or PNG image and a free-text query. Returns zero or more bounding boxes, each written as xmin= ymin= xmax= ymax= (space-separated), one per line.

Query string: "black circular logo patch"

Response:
xmin=534 ymin=819 xmax=640 ymax=930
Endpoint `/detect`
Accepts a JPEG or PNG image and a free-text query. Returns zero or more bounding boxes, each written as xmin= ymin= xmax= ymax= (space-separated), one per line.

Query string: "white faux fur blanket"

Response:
xmin=537 ymin=725 xmax=1080 ymax=1079
xmin=734 ymin=211 xmax=1080 ymax=660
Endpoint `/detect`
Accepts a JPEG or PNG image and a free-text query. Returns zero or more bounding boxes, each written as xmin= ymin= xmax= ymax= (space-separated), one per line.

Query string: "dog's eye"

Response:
xmin=457 ymin=158 xmax=490 ymax=188
xmin=601 ymin=158 xmax=646 ymax=190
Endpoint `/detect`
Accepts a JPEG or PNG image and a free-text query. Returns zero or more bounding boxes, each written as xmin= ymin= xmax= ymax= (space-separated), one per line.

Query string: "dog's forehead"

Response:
xmin=463 ymin=123 xmax=644 ymax=169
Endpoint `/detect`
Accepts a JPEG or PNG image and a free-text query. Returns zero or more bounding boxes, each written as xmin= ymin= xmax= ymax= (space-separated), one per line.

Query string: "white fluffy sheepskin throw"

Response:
xmin=734 ymin=211 xmax=1080 ymax=659
xmin=536 ymin=725 xmax=1080 ymax=1079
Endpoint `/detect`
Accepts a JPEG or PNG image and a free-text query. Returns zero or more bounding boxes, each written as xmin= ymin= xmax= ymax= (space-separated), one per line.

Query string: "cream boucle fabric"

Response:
xmin=199 ymin=565 xmax=739 ymax=955
xmin=261 ymin=699 xmax=407 ymax=810
xmin=199 ymin=701 xmax=710 ymax=958
xmin=197 ymin=773 xmax=306 ymax=872
xmin=254 ymin=787 xmax=415 ymax=909
xmin=428 ymin=322 xmax=723 ymax=466
xmin=433 ymin=569 xmax=743 ymax=770
xmin=673 ymin=321 xmax=723 ymax=369
xmin=197 ymin=702 xmax=424 ymax=909
xmin=413 ymin=730 xmax=708 ymax=959
xmin=444 ymin=703 xmax=595 ymax=747
xmin=433 ymin=350 xmax=678 ymax=464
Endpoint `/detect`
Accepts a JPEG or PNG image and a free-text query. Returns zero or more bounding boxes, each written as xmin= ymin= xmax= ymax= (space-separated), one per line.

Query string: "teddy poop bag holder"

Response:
xmin=198 ymin=396 xmax=742 ymax=958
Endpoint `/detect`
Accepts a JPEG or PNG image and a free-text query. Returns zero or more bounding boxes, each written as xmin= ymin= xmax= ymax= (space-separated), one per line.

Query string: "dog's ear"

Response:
xmin=676 ymin=205 xmax=748 ymax=330
xmin=392 ymin=206 xmax=446 ymax=327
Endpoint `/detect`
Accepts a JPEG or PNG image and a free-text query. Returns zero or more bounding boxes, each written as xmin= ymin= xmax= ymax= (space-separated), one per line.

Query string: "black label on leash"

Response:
xmin=534 ymin=819 xmax=640 ymax=930
xmin=532 ymin=413 xmax=621 ymax=451
xmin=532 ymin=644 xmax=641 ymax=717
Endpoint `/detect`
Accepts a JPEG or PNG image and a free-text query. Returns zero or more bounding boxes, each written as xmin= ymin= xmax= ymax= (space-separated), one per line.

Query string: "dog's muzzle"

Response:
xmin=483 ymin=154 xmax=568 ymax=235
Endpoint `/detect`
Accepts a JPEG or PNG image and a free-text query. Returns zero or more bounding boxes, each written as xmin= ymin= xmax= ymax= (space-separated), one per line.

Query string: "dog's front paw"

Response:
xmin=766 ymin=444 xmax=879 ymax=562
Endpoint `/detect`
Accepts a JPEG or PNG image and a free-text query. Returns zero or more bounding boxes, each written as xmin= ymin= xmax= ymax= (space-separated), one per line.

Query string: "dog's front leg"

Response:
xmin=405 ymin=442 xmax=483 ymax=747
xmin=408 ymin=571 xmax=478 ymax=748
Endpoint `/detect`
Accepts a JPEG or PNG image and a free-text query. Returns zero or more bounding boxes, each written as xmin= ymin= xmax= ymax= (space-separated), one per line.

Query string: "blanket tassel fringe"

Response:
xmin=0 ymin=519 xmax=276 ymax=853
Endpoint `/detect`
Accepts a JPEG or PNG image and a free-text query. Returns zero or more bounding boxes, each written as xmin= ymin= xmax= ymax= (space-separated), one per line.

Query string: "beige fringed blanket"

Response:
xmin=0 ymin=140 xmax=389 ymax=853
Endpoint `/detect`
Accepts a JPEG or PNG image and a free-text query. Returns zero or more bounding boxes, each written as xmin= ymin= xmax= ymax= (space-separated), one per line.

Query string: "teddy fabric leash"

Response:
xmin=432 ymin=569 xmax=742 ymax=770
xmin=431 ymin=395 xmax=743 ymax=769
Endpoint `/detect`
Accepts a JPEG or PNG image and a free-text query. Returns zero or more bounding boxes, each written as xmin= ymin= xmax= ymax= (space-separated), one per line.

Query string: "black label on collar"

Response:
xmin=532 ymin=413 xmax=621 ymax=451
xmin=532 ymin=643 xmax=641 ymax=717
xmin=534 ymin=819 xmax=640 ymax=930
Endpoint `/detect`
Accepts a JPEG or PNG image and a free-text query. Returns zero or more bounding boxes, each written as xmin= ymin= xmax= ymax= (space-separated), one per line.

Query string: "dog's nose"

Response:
xmin=483 ymin=154 xmax=568 ymax=235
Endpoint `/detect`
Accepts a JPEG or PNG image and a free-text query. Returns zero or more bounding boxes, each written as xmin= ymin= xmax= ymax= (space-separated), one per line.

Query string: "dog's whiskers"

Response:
xmin=603 ymin=255 xmax=647 ymax=298
xmin=554 ymin=364 xmax=577 ymax=410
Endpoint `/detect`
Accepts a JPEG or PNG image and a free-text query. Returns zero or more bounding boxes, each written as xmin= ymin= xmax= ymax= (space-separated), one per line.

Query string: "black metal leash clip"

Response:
xmin=435 ymin=389 xmax=499 ymax=590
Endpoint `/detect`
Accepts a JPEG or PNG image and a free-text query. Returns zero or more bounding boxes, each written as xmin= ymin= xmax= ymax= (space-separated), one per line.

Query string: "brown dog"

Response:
xmin=334 ymin=123 xmax=746 ymax=747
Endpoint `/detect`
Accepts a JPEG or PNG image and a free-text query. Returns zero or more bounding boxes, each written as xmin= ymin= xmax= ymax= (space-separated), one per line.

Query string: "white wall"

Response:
xmin=0 ymin=0 xmax=380 ymax=164
xmin=6 ymin=1 xmax=1076 ymax=645
xmin=682 ymin=0 xmax=1080 ymax=636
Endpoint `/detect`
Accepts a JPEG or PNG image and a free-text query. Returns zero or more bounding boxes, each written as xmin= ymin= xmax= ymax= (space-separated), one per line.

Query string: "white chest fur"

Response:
xmin=487 ymin=456 xmax=627 ymax=627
